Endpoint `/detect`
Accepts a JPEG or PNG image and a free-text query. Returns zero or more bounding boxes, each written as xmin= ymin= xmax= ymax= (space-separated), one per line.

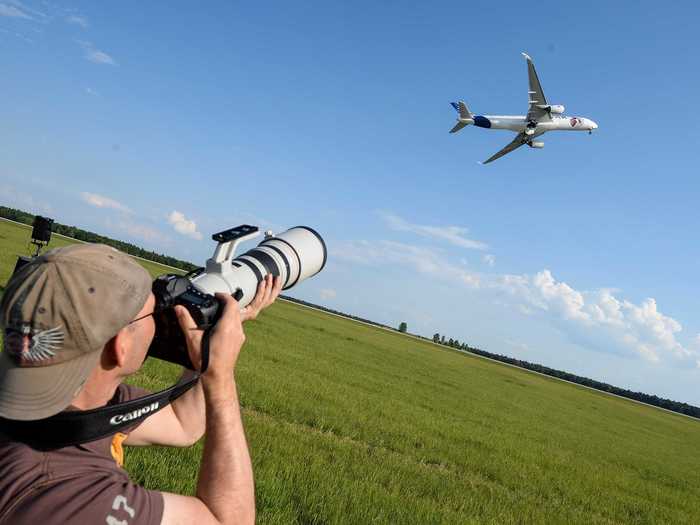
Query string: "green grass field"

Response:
xmin=2 ymin=218 xmax=700 ymax=524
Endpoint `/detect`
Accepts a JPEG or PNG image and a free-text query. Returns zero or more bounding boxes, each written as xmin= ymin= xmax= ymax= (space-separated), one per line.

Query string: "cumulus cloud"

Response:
xmin=76 ymin=40 xmax=116 ymax=65
xmin=167 ymin=211 xmax=202 ymax=240
xmin=108 ymin=219 xmax=167 ymax=244
xmin=0 ymin=3 xmax=32 ymax=19
xmin=333 ymin=239 xmax=481 ymax=288
xmin=80 ymin=192 xmax=131 ymax=213
xmin=319 ymin=288 xmax=337 ymax=300
xmin=497 ymin=270 xmax=695 ymax=365
xmin=380 ymin=212 xmax=488 ymax=250
xmin=66 ymin=14 xmax=88 ymax=28
xmin=336 ymin=231 xmax=696 ymax=367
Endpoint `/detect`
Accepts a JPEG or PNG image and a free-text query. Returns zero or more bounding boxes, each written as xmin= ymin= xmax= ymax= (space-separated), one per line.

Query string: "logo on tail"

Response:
xmin=449 ymin=101 xmax=473 ymax=133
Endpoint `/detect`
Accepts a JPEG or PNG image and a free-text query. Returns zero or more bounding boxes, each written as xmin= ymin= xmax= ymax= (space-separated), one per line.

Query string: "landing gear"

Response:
xmin=525 ymin=119 xmax=537 ymax=136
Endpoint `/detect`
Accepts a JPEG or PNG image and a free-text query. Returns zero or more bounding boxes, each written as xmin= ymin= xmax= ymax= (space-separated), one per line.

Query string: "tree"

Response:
xmin=398 ymin=322 xmax=407 ymax=333
xmin=433 ymin=333 xmax=440 ymax=343
xmin=440 ymin=335 xmax=446 ymax=344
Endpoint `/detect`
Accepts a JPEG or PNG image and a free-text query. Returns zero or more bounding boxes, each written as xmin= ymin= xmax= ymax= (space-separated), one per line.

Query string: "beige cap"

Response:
xmin=0 ymin=244 xmax=151 ymax=421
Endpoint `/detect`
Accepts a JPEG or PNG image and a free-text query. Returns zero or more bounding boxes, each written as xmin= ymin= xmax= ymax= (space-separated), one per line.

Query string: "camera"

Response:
xmin=146 ymin=224 xmax=327 ymax=369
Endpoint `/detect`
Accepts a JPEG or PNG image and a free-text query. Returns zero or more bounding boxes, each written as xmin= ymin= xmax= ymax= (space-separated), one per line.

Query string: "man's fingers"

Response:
xmin=175 ymin=305 xmax=198 ymax=331
xmin=261 ymin=274 xmax=274 ymax=305
xmin=254 ymin=277 xmax=268 ymax=307
xmin=215 ymin=292 xmax=242 ymax=326
xmin=240 ymin=274 xmax=282 ymax=322
xmin=271 ymin=275 xmax=283 ymax=300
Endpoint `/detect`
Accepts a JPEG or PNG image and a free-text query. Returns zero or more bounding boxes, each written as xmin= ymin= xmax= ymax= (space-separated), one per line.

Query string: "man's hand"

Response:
xmin=175 ymin=293 xmax=246 ymax=383
xmin=241 ymin=274 xmax=283 ymax=322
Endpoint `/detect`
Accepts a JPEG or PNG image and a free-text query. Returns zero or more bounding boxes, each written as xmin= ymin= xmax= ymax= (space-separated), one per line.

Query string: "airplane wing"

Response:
xmin=482 ymin=132 xmax=529 ymax=164
xmin=522 ymin=53 xmax=550 ymax=122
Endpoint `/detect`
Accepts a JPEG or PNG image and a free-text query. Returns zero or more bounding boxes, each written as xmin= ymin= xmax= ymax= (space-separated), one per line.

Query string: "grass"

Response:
xmin=2 ymin=218 xmax=700 ymax=523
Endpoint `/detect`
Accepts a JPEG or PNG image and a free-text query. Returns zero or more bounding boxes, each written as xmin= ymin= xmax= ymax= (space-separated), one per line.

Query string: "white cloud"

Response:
xmin=497 ymin=270 xmax=696 ymax=366
xmin=319 ymin=288 xmax=337 ymax=300
xmin=333 ymin=239 xmax=481 ymax=289
xmin=85 ymin=87 xmax=98 ymax=96
xmin=380 ymin=212 xmax=488 ymax=251
xmin=76 ymin=40 xmax=117 ymax=65
xmin=115 ymin=221 xmax=166 ymax=243
xmin=88 ymin=49 xmax=115 ymax=65
xmin=4 ymin=0 xmax=45 ymax=19
xmin=336 ymin=232 xmax=697 ymax=367
xmin=80 ymin=192 xmax=131 ymax=213
xmin=0 ymin=3 xmax=31 ymax=19
xmin=66 ymin=14 xmax=88 ymax=28
xmin=483 ymin=254 xmax=496 ymax=267
xmin=167 ymin=211 xmax=202 ymax=240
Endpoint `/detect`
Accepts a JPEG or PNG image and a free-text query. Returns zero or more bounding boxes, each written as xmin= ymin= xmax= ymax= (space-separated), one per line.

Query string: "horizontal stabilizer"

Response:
xmin=449 ymin=121 xmax=468 ymax=134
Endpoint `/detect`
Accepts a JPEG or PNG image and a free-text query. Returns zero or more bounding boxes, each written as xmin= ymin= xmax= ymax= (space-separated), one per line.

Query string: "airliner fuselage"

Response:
xmin=466 ymin=114 xmax=598 ymax=133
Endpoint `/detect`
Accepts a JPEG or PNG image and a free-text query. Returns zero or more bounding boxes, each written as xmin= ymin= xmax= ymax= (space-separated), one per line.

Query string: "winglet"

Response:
xmin=450 ymin=102 xmax=460 ymax=111
xmin=521 ymin=52 xmax=532 ymax=61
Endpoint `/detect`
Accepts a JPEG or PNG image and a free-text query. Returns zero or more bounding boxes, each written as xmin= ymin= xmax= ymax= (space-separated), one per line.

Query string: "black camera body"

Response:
xmin=146 ymin=274 xmax=223 ymax=369
xmin=147 ymin=273 xmax=247 ymax=370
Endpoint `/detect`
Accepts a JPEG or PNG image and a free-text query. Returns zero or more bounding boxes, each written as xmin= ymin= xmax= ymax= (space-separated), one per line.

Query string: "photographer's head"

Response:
xmin=0 ymin=244 xmax=151 ymax=421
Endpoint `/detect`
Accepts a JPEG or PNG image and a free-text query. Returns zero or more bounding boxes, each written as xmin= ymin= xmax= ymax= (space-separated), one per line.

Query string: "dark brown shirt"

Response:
xmin=0 ymin=384 xmax=164 ymax=525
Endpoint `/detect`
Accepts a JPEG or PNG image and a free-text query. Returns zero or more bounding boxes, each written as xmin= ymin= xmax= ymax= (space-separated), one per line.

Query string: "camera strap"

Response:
xmin=0 ymin=373 xmax=200 ymax=451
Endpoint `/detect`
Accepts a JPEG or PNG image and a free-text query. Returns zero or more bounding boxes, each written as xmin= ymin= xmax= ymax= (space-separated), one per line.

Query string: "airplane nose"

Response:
xmin=590 ymin=120 xmax=598 ymax=130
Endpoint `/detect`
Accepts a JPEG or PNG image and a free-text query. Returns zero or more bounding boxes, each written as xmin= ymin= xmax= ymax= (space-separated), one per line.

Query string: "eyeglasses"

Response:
xmin=128 ymin=306 xmax=166 ymax=325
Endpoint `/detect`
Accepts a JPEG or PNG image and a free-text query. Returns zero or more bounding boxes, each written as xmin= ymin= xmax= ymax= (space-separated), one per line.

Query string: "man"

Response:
xmin=0 ymin=243 xmax=282 ymax=525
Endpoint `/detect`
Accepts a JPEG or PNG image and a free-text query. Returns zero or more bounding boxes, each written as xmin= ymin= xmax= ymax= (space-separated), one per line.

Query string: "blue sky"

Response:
xmin=3 ymin=1 xmax=700 ymax=404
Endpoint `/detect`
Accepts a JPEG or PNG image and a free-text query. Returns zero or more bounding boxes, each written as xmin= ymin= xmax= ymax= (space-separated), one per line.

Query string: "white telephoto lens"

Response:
xmin=190 ymin=226 xmax=326 ymax=307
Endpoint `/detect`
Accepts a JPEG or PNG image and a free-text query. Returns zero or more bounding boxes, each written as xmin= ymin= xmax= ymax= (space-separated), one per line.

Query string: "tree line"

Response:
xmin=0 ymin=206 xmax=198 ymax=272
xmin=431 ymin=332 xmax=700 ymax=419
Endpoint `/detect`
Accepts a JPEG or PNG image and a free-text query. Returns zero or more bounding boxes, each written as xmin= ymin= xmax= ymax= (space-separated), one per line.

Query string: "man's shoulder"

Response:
xmin=0 ymin=383 xmax=162 ymax=525
xmin=0 ymin=439 xmax=45 ymax=519
xmin=1 ymin=462 xmax=164 ymax=524
xmin=0 ymin=439 xmax=163 ymax=524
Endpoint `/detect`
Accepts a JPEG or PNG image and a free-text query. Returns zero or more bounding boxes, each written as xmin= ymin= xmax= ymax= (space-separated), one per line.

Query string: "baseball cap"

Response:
xmin=0 ymin=244 xmax=151 ymax=421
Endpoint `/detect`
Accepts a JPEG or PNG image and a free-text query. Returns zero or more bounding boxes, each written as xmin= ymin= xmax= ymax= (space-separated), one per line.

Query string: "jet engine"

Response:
xmin=528 ymin=141 xmax=544 ymax=148
xmin=548 ymin=104 xmax=565 ymax=114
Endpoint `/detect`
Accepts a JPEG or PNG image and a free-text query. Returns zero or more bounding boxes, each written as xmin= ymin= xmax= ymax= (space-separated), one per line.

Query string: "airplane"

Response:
xmin=449 ymin=52 xmax=598 ymax=164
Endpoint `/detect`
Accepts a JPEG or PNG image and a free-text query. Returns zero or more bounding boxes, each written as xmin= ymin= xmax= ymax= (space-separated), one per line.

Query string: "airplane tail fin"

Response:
xmin=449 ymin=101 xmax=473 ymax=133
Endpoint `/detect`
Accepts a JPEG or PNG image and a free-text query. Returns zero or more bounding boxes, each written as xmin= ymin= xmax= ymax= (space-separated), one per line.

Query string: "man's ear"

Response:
xmin=103 ymin=329 xmax=129 ymax=368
